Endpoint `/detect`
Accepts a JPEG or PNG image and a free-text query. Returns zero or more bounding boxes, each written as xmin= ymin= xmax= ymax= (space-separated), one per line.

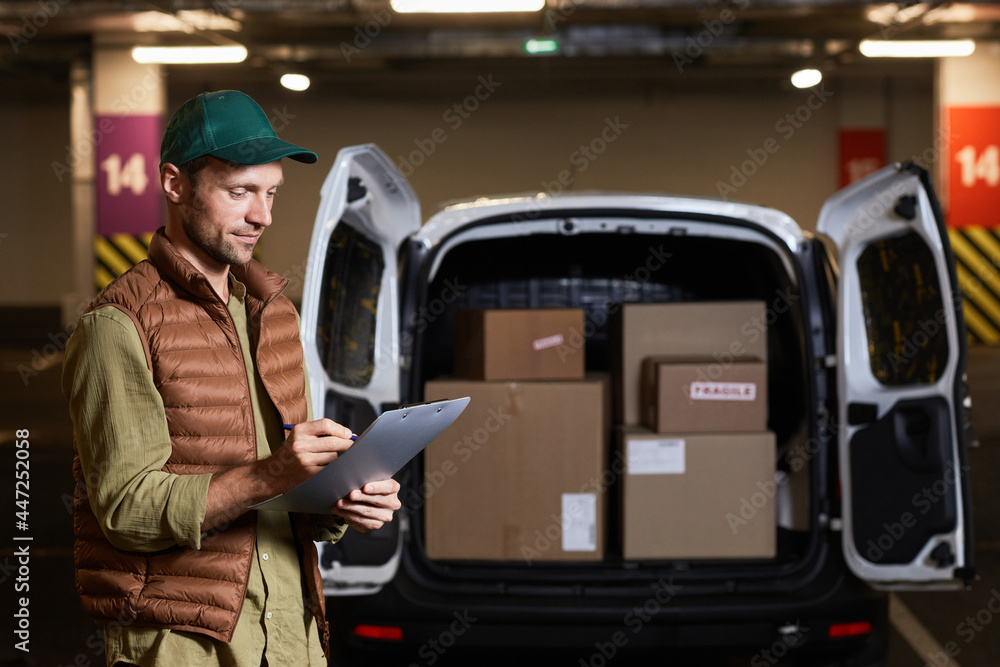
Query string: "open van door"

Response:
xmin=299 ymin=144 xmax=421 ymax=595
xmin=818 ymin=162 xmax=975 ymax=589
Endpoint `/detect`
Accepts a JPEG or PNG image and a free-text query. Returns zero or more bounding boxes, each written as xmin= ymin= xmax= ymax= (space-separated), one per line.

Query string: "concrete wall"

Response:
xmin=1 ymin=74 xmax=934 ymax=306
xmin=0 ymin=96 xmax=74 ymax=306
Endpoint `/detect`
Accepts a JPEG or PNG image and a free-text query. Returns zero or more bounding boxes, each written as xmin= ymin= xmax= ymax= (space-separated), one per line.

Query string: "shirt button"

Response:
xmin=266 ymin=612 xmax=272 ymax=619
xmin=262 ymin=553 xmax=269 ymax=561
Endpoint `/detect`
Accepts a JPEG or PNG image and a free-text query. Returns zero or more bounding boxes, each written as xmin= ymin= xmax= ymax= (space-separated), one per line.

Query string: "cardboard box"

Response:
xmin=640 ymin=356 xmax=768 ymax=433
xmin=610 ymin=301 xmax=768 ymax=425
xmin=619 ymin=427 xmax=776 ymax=560
xmin=453 ymin=308 xmax=585 ymax=381
xmin=423 ymin=376 xmax=609 ymax=561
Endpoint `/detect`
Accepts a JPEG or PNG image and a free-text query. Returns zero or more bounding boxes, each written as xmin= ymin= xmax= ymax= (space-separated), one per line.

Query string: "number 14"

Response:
xmin=955 ymin=144 xmax=1000 ymax=188
xmin=100 ymin=152 xmax=150 ymax=196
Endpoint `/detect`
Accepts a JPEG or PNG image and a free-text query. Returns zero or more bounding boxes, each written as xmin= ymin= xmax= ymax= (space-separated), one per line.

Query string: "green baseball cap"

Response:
xmin=160 ymin=90 xmax=317 ymax=167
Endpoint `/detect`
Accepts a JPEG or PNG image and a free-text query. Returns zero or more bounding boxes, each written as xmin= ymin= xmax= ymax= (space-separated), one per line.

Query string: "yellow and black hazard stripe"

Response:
xmin=948 ymin=226 xmax=1000 ymax=344
xmin=94 ymin=232 xmax=154 ymax=290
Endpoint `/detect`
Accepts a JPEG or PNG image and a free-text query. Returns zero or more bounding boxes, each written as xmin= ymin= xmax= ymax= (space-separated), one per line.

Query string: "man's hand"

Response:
xmin=268 ymin=419 xmax=356 ymax=493
xmin=331 ymin=478 xmax=402 ymax=533
xmin=202 ymin=418 xmax=355 ymax=532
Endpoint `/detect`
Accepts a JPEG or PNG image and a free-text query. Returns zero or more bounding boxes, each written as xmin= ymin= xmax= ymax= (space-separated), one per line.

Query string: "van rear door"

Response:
xmin=817 ymin=162 xmax=975 ymax=589
xmin=300 ymin=144 xmax=421 ymax=594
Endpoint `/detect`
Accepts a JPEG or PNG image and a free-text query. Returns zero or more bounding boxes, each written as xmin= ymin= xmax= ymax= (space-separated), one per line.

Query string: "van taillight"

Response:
xmin=828 ymin=621 xmax=872 ymax=638
xmin=353 ymin=624 xmax=404 ymax=641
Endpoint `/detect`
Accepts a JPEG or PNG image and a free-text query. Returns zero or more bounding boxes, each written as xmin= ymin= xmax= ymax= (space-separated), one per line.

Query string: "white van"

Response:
xmin=300 ymin=145 xmax=975 ymax=666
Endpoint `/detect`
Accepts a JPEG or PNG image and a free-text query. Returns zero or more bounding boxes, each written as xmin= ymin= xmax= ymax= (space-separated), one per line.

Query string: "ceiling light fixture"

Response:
xmin=280 ymin=73 xmax=311 ymax=91
xmin=131 ymin=45 xmax=248 ymax=64
xmin=859 ymin=39 xmax=976 ymax=58
xmin=391 ymin=0 xmax=544 ymax=13
xmin=790 ymin=68 xmax=822 ymax=89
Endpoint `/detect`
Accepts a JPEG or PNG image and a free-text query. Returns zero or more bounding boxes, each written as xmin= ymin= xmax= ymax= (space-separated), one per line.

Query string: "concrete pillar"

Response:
xmin=90 ymin=44 xmax=165 ymax=291
xmin=937 ymin=42 xmax=1000 ymax=343
xmin=64 ymin=60 xmax=94 ymax=327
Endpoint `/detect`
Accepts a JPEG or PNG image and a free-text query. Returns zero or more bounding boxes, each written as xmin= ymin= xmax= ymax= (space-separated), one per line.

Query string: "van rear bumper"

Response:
xmin=328 ymin=551 xmax=887 ymax=663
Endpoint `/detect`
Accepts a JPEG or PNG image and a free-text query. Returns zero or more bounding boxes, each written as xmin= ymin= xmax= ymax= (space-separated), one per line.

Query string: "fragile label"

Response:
xmin=561 ymin=493 xmax=597 ymax=551
xmin=628 ymin=439 xmax=685 ymax=475
xmin=689 ymin=381 xmax=757 ymax=401
xmin=532 ymin=333 xmax=564 ymax=351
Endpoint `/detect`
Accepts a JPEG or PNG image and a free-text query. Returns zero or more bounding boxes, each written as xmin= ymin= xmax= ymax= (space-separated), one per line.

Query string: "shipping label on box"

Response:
xmin=689 ymin=381 xmax=757 ymax=400
xmin=640 ymin=356 xmax=767 ymax=433
xmin=424 ymin=376 xmax=609 ymax=562
xmin=562 ymin=493 xmax=597 ymax=552
xmin=620 ymin=427 xmax=776 ymax=560
xmin=626 ymin=437 xmax=686 ymax=475
xmin=454 ymin=308 xmax=586 ymax=381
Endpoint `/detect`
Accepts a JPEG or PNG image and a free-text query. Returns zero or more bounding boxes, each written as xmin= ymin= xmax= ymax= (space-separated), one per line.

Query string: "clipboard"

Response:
xmin=251 ymin=396 xmax=470 ymax=513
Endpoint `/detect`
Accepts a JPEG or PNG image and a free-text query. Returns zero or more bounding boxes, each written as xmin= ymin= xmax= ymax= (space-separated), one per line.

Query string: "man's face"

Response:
xmin=178 ymin=157 xmax=284 ymax=269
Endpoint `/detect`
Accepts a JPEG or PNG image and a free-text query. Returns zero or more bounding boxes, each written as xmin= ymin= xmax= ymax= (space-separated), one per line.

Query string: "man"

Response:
xmin=62 ymin=90 xmax=401 ymax=666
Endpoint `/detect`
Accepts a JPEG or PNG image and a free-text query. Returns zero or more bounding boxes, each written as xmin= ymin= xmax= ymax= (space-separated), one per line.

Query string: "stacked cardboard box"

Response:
xmin=639 ymin=356 xmax=768 ymax=433
xmin=453 ymin=308 xmax=585 ymax=381
xmin=423 ymin=377 xmax=609 ymax=562
xmin=618 ymin=428 xmax=776 ymax=559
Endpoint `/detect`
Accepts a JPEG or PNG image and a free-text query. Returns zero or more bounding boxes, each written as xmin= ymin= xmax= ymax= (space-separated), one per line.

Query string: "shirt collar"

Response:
xmin=229 ymin=274 xmax=248 ymax=303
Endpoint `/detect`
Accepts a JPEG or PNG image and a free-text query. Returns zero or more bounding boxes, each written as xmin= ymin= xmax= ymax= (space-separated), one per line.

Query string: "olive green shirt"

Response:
xmin=63 ymin=276 xmax=346 ymax=667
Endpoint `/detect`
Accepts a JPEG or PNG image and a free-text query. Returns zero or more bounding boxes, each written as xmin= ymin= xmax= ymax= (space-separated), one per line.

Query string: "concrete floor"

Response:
xmin=0 ymin=332 xmax=997 ymax=667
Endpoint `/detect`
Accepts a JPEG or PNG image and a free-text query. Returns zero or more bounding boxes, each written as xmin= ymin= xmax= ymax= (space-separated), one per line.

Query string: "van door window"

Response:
xmin=315 ymin=223 xmax=385 ymax=387
xmin=857 ymin=231 xmax=948 ymax=386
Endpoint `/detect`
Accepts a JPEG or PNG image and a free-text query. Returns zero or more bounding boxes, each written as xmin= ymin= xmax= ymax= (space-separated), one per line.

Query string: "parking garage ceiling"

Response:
xmin=3 ymin=1 xmax=1000 ymax=96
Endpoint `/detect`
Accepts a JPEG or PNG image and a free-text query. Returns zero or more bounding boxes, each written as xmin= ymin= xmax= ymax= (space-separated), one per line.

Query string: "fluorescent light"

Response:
xmin=391 ymin=0 xmax=544 ymax=12
xmin=280 ymin=73 xmax=311 ymax=91
xmin=859 ymin=39 xmax=976 ymax=58
xmin=131 ymin=45 xmax=248 ymax=64
xmin=524 ymin=38 xmax=559 ymax=54
xmin=790 ymin=68 xmax=822 ymax=89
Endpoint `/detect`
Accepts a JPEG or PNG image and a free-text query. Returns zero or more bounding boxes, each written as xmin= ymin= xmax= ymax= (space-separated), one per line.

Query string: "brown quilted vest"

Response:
xmin=71 ymin=227 xmax=330 ymax=652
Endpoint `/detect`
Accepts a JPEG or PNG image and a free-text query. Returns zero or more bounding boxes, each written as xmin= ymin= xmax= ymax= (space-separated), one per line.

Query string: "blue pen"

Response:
xmin=283 ymin=424 xmax=357 ymax=440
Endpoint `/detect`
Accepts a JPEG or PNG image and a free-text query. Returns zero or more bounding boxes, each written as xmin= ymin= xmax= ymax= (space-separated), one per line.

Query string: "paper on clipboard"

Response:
xmin=251 ymin=396 xmax=470 ymax=514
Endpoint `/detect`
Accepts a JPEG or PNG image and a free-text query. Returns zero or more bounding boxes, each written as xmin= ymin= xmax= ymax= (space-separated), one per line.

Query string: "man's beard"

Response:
xmin=181 ymin=210 xmax=255 ymax=267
